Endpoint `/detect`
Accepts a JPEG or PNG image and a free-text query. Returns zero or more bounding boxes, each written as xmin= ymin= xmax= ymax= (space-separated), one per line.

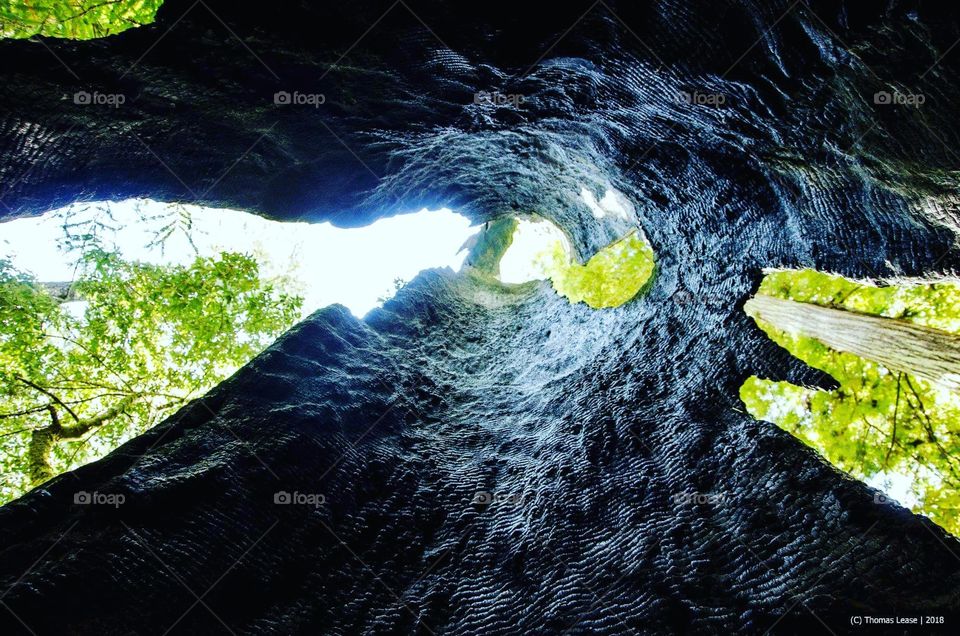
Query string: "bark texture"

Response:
xmin=1 ymin=1 xmax=960 ymax=633
xmin=746 ymin=293 xmax=960 ymax=391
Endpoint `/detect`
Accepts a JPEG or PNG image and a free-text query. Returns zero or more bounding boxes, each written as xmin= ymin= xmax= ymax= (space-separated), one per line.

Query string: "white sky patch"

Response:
xmin=579 ymin=186 xmax=634 ymax=221
xmin=61 ymin=300 xmax=89 ymax=321
xmin=0 ymin=199 xmax=476 ymax=318
xmin=498 ymin=217 xmax=570 ymax=284
xmin=865 ymin=471 xmax=927 ymax=509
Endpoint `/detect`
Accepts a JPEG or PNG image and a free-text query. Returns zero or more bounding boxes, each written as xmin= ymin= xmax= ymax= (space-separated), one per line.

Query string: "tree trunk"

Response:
xmin=26 ymin=406 xmax=60 ymax=486
xmin=745 ymin=293 xmax=960 ymax=390
xmin=36 ymin=281 xmax=82 ymax=303
xmin=2 ymin=1 xmax=960 ymax=634
xmin=25 ymin=397 xmax=135 ymax=486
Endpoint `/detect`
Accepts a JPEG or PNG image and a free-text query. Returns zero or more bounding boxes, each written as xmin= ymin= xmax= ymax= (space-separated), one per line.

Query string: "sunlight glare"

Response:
xmin=0 ymin=199 xmax=477 ymax=318
xmin=497 ymin=217 xmax=570 ymax=284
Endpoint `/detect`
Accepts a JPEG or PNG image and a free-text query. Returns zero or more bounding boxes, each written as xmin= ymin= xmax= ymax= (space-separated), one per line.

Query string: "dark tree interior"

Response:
xmin=2 ymin=0 xmax=960 ymax=633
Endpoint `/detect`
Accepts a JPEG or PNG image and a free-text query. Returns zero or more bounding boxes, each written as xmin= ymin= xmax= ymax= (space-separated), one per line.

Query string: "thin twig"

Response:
xmin=15 ymin=376 xmax=80 ymax=423
xmin=885 ymin=373 xmax=902 ymax=467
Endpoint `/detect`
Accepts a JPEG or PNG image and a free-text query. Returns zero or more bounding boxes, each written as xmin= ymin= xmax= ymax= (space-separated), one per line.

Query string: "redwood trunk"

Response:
xmin=746 ymin=293 xmax=960 ymax=390
xmin=1 ymin=1 xmax=960 ymax=633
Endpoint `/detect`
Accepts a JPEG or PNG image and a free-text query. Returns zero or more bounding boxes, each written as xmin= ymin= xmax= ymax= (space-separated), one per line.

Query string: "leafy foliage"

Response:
xmin=0 ymin=0 xmax=162 ymax=40
xmin=741 ymin=269 xmax=960 ymax=535
xmin=536 ymin=230 xmax=655 ymax=308
xmin=0 ymin=249 xmax=301 ymax=503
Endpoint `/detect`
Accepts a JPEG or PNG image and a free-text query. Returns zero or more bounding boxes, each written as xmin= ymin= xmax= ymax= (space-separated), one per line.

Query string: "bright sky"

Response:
xmin=498 ymin=217 xmax=569 ymax=284
xmin=579 ymin=186 xmax=633 ymax=220
xmin=865 ymin=473 xmax=913 ymax=507
xmin=0 ymin=199 xmax=478 ymax=317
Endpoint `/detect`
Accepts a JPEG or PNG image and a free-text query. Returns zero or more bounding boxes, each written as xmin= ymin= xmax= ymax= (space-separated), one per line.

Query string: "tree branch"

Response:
xmin=26 ymin=405 xmax=61 ymax=486
xmin=60 ymin=396 xmax=137 ymax=439
xmin=0 ymin=404 xmax=56 ymax=419
xmin=16 ymin=376 xmax=80 ymax=423
xmin=884 ymin=373 xmax=902 ymax=467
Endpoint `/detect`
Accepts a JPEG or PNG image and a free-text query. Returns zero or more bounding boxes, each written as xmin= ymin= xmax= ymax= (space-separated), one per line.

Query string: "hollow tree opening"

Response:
xmin=475 ymin=214 xmax=656 ymax=308
xmin=2 ymin=1 xmax=960 ymax=634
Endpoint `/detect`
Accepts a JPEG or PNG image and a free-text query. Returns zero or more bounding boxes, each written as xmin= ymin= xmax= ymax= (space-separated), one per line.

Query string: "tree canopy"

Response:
xmin=741 ymin=268 xmax=960 ymax=535
xmin=0 ymin=243 xmax=301 ymax=503
xmin=477 ymin=218 xmax=656 ymax=308
xmin=536 ymin=229 xmax=655 ymax=309
xmin=0 ymin=0 xmax=162 ymax=39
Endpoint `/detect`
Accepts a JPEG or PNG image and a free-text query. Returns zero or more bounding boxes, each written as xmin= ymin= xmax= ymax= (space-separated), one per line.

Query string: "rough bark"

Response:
xmin=1 ymin=1 xmax=960 ymax=634
xmin=746 ymin=293 xmax=960 ymax=390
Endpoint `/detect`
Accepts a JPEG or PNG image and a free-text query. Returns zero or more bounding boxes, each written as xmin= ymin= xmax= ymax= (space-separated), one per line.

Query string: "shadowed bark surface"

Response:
xmin=2 ymin=0 xmax=960 ymax=633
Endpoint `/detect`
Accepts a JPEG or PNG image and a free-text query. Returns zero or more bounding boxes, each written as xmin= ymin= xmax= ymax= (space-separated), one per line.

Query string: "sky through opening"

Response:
xmin=0 ymin=199 xmax=477 ymax=318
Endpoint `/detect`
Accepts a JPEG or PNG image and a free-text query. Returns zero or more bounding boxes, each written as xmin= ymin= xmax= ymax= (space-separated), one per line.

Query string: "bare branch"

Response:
xmin=16 ymin=376 xmax=80 ymax=423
